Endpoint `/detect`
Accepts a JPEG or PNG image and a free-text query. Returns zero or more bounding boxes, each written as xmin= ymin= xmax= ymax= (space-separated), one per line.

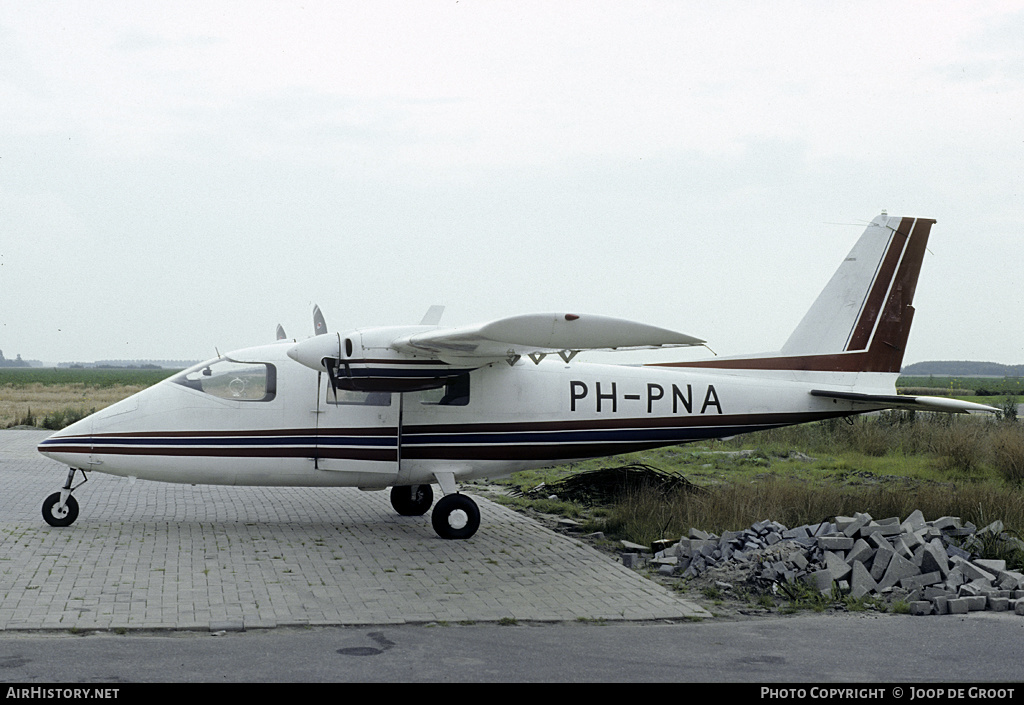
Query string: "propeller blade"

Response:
xmin=420 ymin=305 xmax=445 ymax=326
xmin=313 ymin=304 xmax=328 ymax=336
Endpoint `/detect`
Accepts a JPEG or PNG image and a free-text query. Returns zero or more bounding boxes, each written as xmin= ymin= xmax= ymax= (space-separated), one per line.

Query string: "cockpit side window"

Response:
xmin=171 ymin=359 xmax=277 ymax=402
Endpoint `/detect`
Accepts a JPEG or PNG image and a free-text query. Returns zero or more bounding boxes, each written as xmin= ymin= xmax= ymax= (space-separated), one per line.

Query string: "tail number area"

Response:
xmin=569 ymin=381 xmax=722 ymax=415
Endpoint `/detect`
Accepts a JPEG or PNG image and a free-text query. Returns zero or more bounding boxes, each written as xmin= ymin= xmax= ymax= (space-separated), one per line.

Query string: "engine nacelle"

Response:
xmin=287 ymin=327 xmax=478 ymax=393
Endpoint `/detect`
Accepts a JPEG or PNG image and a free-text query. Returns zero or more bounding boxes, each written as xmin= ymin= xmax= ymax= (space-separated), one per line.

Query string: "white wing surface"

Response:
xmin=392 ymin=312 xmax=704 ymax=361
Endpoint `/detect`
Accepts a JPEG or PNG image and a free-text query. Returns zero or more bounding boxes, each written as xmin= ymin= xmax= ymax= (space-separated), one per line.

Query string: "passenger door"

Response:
xmin=314 ymin=374 xmax=400 ymax=488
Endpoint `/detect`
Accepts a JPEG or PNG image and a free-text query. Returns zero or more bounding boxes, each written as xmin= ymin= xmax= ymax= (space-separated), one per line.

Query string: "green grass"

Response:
xmin=898 ymin=375 xmax=1024 ymax=397
xmin=0 ymin=367 xmax=178 ymax=388
xmin=494 ymin=414 xmax=1024 ymax=553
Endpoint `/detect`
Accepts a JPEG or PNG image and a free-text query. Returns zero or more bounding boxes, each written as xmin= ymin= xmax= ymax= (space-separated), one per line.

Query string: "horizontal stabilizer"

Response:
xmin=810 ymin=389 xmax=999 ymax=414
xmin=393 ymin=313 xmax=704 ymax=360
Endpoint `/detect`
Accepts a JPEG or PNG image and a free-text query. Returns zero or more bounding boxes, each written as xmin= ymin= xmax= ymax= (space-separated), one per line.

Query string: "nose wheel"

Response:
xmin=42 ymin=492 xmax=79 ymax=527
xmin=42 ymin=467 xmax=87 ymax=527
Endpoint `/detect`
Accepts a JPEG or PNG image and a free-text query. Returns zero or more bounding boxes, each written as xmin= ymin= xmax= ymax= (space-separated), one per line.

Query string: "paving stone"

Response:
xmin=931 ymin=516 xmax=961 ymax=532
xmin=2 ymin=430 xmax=711 ymax=630
xmin=988 ymin=596 xmax=1010 ymax=612
xmin=818 ymin=535 xmax=854 ymax=551
xmin=955 ymin=558 xmax=997 ymax=583
xmin=786 ymin=550 xmax=808 ymax=571
xmin=849 ymin=561 xmax=877 ymax=599
xmin=948 ymin=598 xmax=971 ymax=614
xmin=847 ymin=538 xmax=873 ymax=565
xmin=869 ymin=542 xmax=895 ymax=582
xmin=975 ymin=558 xmax=1007 ymax=573
xmin=998 ymin=571 xmax=1024 ymax=590
xmin=878 ymin=552 xmax=919 ymax=591
xmin=900 ymin=571 xmax=943 ymax=591
xmin=966 ymin=595 xmax=988 ymax=611
xmin=909 ymin=601 xmax=933 ymax=616
xmin=920 ymin=539 xmax=950 ymax=577
xmin=803 ymin=569 xmax=834 ymax=595
xmin=865 ymin=523 xmax=902 ymax=538
xmin=824 ymin=550 xmax=852 ymax=581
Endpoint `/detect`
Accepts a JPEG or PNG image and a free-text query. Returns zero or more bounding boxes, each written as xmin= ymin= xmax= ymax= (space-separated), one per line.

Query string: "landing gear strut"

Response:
xmin=42 ymin=467 xmax=87 ymax=527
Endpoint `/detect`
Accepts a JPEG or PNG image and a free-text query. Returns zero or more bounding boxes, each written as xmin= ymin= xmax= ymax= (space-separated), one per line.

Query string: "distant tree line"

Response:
xmin=902 ymin=360 xmax=1024 ymax=377
xmin=0 ymin=350 xmax=31 ymax=368
xmin=57 ymin=359 xmax=199 ymax=369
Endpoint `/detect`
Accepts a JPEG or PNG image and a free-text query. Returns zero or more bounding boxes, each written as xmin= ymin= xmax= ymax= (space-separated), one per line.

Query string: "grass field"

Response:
xmin=0 ymin=368 xmax=178 ymax=429
xmin=897 ymin=375 xmax=1024 ymax=397
xmin=491 ymin=414 xmax=1024 ymax=564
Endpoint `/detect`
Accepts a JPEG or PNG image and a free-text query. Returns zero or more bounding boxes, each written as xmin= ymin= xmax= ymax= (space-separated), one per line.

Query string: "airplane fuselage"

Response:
xmin=38 ymin=340 xmax=868 ymax=489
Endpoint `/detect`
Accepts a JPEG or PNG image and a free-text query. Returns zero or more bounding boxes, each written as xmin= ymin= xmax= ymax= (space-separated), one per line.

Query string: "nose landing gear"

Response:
xmin=42 ymin=467 xmax=87 ymax=527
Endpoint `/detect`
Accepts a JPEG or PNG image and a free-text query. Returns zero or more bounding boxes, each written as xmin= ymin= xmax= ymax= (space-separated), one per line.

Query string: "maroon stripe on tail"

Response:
xmin=858 ymin=217 xmax=934 ymax=373
xmin=844 ymin=217 xmax=913 ymax=351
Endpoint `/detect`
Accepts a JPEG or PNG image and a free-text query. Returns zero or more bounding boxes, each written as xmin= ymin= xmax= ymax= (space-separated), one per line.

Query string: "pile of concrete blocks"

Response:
xmin=664 ymin=511 xmax=1024 ymax=616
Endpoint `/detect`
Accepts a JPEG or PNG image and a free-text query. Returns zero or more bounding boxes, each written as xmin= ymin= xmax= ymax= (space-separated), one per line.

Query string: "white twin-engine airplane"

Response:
xmin=38 ymin=214 xmax=997 ymax=539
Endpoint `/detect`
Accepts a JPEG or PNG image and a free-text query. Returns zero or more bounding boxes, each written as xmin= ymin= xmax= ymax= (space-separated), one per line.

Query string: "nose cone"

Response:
xmin=287 ymin=333 xmax=340 ymax=371
xmin=37 ymin=412 xmax=95 ymax=461
xmin=37 ymin=392 xmax=141 ymax=462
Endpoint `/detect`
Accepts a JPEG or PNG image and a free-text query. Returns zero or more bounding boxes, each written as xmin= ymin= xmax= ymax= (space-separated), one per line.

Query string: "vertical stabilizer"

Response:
xmin=655 ymin=214 xmax=935 ymax=373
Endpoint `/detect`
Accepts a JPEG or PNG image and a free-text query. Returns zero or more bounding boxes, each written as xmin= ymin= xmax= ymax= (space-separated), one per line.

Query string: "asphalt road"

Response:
xmin=2 ymin=614 xmax=1024 ymax=683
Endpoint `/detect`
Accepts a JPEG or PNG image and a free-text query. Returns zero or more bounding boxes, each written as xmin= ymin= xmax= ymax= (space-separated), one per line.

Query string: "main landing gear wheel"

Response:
xmin=42 ymin=492 xmax=79 ymax=527
xmin=431 ymin=493 xmax=480 ymax=540
xmin=390 ymin=484 xmax=434 ymax=516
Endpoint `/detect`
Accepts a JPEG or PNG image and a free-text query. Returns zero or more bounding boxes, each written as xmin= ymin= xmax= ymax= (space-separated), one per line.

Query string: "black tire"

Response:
xmin=42 ymin=492 xmax=79 ymax=527
xmin=431 ymin=493 xmax=480 ymax=540
xmin=390 ymin=484 xmax=433 ymax=516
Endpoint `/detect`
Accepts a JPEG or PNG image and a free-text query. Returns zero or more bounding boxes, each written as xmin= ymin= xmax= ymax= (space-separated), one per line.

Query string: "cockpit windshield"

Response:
xmin=170 ymin=358 xmax=277 ymax=402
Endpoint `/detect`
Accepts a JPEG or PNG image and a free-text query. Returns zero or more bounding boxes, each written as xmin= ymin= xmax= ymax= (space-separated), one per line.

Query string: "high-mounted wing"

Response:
xmin=392 ymin=312 xmax=704 ymax=362
xmin=287 ymin=310 xmax=704 ymax=392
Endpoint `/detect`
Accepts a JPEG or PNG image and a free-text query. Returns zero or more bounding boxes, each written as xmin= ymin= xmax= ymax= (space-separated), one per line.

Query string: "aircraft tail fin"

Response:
xmin=656 ymin=214 xmax=935 ymax=373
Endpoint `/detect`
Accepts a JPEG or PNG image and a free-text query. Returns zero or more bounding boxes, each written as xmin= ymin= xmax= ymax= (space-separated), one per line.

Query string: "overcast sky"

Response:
xmin=2 ymin=1 xmax=1022 ymax=367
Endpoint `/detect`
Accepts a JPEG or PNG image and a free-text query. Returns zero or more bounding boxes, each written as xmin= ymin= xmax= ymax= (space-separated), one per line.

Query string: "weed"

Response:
xmin=701 ymin=586 xmax=723 ymax=601
xmin=991 ymin=424 xmax=1024 ymax=484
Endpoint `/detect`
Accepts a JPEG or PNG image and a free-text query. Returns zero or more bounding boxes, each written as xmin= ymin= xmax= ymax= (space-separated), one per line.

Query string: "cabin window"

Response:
xmin=171 ymin=359 xmax=277 ymax=402
xmin=325 ymin=387 xmax=392 ymax=407
xmin=410 ymin=374 xmax=470 ymax=406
